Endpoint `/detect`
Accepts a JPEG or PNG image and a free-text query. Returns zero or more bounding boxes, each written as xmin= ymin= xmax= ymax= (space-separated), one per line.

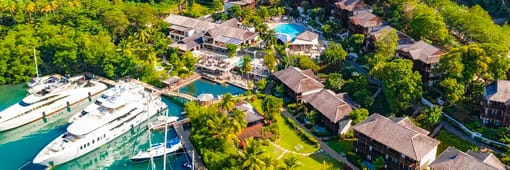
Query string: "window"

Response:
xmin=80 ymin=146 xmax=82 ymax=150
xmin=401 ymin=154 xmax=405 ymax=158
xmin=367 ymin=155 xmax=371 ymax=160
xmin=92 ymin=140 xmax=95 ymax=144
xmin=369 ymin=146 xmax=372 ymax=151
xmin=385 ymin=154 xmax=388 ymax=159
xmin=87 ymin=142 xmax=90 ymax=147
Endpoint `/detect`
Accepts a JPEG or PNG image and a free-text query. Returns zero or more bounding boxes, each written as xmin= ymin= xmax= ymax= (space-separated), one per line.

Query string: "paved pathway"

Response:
xmin=269 ymin=141 xmax=320 ymax=156
xmin=281 ymin=110 xmax=359 ymax=170
xmin=440 ymin=121 xmax=502 ymax=154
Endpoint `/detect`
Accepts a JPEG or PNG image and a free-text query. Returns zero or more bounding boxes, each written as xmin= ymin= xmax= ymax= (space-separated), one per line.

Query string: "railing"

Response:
xmin=421 ymin=97 xmax=510 ymax=148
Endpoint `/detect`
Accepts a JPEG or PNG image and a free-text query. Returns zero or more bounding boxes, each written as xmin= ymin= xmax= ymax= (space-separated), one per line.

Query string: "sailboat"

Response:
xmin=130 ymin=103 xmax=182 ymax=164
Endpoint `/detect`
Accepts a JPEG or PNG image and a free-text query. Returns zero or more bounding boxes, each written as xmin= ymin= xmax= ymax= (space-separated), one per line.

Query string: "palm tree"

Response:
xmin=240 ymin=138 xmax=267 ymax=170
xmin=322 ymin=160 xmax=333 ymax=170
xmin=262 ymin=29 xmax=277 ymax=48
xmin=220 ymin=93 xmax=235 ymax=112
xmin=283 ymin=156 xmax=301 ymax=170
xmin=26 ymin=2 xmax=36 ymax=20
xmin=6 ymin=2 xmax=16 ymax=15
xmin=68 ymin=0 xmax=80 ymax=7
xmin=231 ymin=109 xmax=247 ymax=135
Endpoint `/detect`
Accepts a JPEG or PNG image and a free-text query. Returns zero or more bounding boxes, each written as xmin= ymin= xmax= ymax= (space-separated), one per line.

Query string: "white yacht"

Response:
xmin=130 ymin=138 xmax=183 ymax=163
xmin=0 ymin=76 xmax=107 ymax=131
xmin=33 ymin=82 xmax=168 ymax=166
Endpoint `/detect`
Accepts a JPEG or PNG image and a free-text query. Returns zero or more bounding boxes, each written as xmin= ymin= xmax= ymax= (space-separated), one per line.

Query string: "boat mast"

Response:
xmin=163 ymin=95 xmax=168 ymax=170
xmin=33 ymin=49 xmax=39 ymax=78
xmin=146 ymin=95 xmax=155 ymax=170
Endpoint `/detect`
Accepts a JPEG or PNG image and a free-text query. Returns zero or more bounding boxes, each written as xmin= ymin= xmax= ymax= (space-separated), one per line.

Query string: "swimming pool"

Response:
xmin=273 ymin=23 xmax=306 ymax=42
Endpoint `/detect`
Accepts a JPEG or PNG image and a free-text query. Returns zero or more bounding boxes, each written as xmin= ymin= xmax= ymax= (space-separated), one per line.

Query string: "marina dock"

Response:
xmin=95 ymin=75 xmax=198 ymax=101
xmin=93 ymin=75 xmax=207 ymax=170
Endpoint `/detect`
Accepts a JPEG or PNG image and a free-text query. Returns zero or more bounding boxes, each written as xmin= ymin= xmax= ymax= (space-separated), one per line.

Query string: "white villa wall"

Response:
xmin=420 ymin=146 xmax=437 ymax=169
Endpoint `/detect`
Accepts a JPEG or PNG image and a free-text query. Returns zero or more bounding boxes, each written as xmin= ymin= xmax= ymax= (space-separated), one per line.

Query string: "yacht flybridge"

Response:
xmin=0 ymin=75 xmax=107 ymax=132
xmin=33 ymin=82 xmax=168 ymax=167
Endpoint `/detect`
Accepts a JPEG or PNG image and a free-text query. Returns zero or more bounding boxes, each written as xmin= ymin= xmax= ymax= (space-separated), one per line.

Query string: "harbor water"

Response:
xmin=0 ymin=79 xmax=245 ymax=170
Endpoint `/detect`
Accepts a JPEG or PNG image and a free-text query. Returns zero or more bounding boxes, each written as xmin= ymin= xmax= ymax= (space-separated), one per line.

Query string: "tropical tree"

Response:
xmin=240 ymin=137 xmax=268 ymax=170
xmin=321 ymin=42 xmax=347 ymax=65
xmin=263 ymin=50 xmax=277 ymax=72
xmin=26 ymin=2 xmax=36 ymax=20
xmin=227 ymin=44 xmax=237 ymax=57
xmin=373 ymin=156 xmax=385 ymax=170
xmin=325 ymin=73 xmax=345 ymax=91
xmin=372 ymin=29 xmax=398 ymax=65
xmin=409 ymin=4 xmax=450 ymax=44
xmin=241 ymin=55 xmax=253 ymax=79
xmin=349 ymin=34 xmax=365 ymax=53
xmin=220 ymin=93 xmax=236 ymax=112
xmin=283 ymin=156 xmax=301 ymax=170
xmin=262 ymin=29 xmax=277 ymax=48
xmin=349 ymin=108 xmax=369 ymax=125
xmin=370 ymin=59 xmax=423 ymax=112
xmin=415 ymin=106 xmax=443 ymax=130
xmin=255 ymin=79 xmax=267 ymax=91
xmin=322 ymin=160 xmax=333 ymax=170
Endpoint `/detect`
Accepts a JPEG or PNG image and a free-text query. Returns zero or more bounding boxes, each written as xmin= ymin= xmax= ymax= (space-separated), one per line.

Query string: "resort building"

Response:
xmin=164 ymin=14 xmax=258 ymax=53
xmin=235 ymin=101 xmax=269 ymax=140
xmin=352 ymin=114 xmax=440 ymax=170
xmin=224 ymin=0 xmax=255 ymax=10
xmin=334 ymin=0 xmax=373 ymax=25
xmin=303 ymin=89 xmax=358 ymax=135
xmin=365 ymin=25 xmax=415 ymax=52
xmin=396 ymin=40 xmax=444 ymax=87
xmin=430 ymin=147 xmax=506 ymax=170
xmin=272 ymin=67 xmax=324 ymax=103
xmin=481 ymin=80 xmax=510 ymax=127
xmin=195 ymin=56 xmax=234 ymax=80
xmin=348 ymin=12 xmax=384 ymax=34
xmin=288 ymin=30 xmax=321 ymax=55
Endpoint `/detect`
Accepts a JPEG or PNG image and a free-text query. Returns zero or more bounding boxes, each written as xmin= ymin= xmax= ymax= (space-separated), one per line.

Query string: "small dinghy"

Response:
xmin=130 ymin=138 xmax=183 ymax=163
xmin=150 ymin=116 xmax=179 ymax=131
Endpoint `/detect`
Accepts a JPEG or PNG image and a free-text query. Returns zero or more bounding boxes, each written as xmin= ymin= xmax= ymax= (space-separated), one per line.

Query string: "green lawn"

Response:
xmin=293 ymin=152 xmax=343 ymax=170
xmin=326 ymin=140 xmax=353 ymax=154
xmin=267 ymin=145 xmax=344 ymax=170
xmin=275 ymin=114 xmax=319 ymax=153
xmin=436 ymin=130 xmax=476 ymax=154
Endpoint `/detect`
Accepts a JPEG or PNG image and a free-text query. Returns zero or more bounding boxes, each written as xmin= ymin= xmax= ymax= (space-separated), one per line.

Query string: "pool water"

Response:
xmin=177 ymin=79 xmax=246 ymax=98
xmin=273 ymin=23 xmax=306 ymax=42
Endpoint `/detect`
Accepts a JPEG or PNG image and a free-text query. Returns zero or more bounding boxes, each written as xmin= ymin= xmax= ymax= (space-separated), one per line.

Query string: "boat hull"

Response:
xmin=33 ymin=101 xmax=168 ymax=166
xmin=0 ymin=81 xmax=107 ymax=132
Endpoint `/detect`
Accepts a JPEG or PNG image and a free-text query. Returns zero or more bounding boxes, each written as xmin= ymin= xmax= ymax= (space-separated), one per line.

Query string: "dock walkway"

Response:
xmin=96 ymin=75 xmax=197 ymax=101
xmin=175 ymin=120 xmax=207 ymax=170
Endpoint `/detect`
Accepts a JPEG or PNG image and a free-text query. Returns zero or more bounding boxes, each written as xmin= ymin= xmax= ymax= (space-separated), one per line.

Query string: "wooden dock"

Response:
xmin=95 ymin=75 xmax=197 ymax=101
xmin=93 ymin=75 xmax=206 ymax=169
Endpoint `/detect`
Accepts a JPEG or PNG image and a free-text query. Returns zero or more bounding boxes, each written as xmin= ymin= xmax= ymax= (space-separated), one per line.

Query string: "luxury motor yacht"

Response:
xmin=33 ymin=82 xmax=168 ymax=167
xmin=0 ymin=75 xmax=107 ymax=131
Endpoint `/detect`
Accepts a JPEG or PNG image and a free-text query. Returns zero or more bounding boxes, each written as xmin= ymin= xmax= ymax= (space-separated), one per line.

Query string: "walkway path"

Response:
xmin=269 ymin=141 xmax=320 ymax=157
xmin=281 ymin=110 xmax=359 ymax=170
xmin=440 ymin=121 xmax=502 ymax=154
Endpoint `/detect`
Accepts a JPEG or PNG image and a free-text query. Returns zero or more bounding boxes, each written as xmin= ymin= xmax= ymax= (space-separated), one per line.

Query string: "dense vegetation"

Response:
xmin=186 ymin=94 xmax=285 ymax=169
xmin=0 ymin=0 xmax=217 ymax=85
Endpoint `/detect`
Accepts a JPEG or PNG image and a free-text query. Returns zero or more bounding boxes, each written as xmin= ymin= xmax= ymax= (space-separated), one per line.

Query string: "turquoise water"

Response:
xmin=0 ymin=79 xmax=245 ymax=169
xmin=0 ymin=84 xmax=188 ymax=170
xmin=178 ymin=79 xmax=246 ymax=97
xmin=273 ymin=23 xmax=306 ymax=41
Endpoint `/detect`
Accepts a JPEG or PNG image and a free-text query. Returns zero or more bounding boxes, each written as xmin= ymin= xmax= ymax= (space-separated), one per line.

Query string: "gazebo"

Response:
xmin=197 ymin=93 xmax=215 ymax=105
xmin=162 ymin=76 xmax=181 ymax=89
xmin=289 ymin=30 xmax=320 ymax=53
